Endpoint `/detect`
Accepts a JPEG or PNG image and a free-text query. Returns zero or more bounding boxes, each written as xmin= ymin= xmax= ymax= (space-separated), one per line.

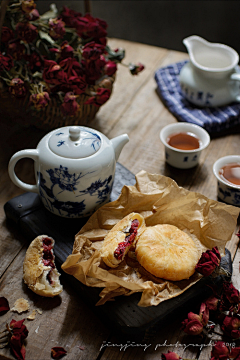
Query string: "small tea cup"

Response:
xmin=160 ymin=122 xmax=210 ymax=169
xmin=213 ymin=155 xmax=240 ymax=206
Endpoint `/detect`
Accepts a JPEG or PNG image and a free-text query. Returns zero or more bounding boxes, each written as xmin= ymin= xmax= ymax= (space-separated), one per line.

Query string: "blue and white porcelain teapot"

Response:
xmin=8 ymin=126 xmax=129 ymax=218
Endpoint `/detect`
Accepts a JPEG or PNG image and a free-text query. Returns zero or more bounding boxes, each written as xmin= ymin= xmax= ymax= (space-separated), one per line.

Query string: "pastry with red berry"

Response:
xmin=100 ymin=212 xmax=145 ymax=268
xmin=23 ymin=235 xmax=63 ymax=297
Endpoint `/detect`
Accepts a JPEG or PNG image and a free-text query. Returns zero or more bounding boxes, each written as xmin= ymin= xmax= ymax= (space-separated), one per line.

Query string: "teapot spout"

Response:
xmin=111 ymin=134 xmax=129 ymax=161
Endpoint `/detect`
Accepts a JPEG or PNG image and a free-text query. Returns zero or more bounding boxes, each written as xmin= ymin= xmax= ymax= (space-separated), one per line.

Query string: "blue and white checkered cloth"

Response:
xmin=154 ymin=60 xmax=240 ymax=136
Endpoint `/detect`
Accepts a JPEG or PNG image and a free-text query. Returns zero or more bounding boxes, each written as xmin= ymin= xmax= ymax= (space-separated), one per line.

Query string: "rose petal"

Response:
xmin=0 ymin=296 xmax=10 ymax=315
xmin=51 ymin=347 xmax=67 ymax=359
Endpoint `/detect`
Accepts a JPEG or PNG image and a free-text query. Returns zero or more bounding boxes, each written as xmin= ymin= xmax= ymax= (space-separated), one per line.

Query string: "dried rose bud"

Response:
xmin=104 ymin=61 xmax=117 ymax=76
xmin=129 ymin=62 xmax=145 ymax=75
xmin=30 ymin=92 xmax=50 ymax=110
xmin=195 ymin=246 xmax=221 ymax=277
xmin=205 ymin=295 xmax=219 ymax=311
xmin=60 ymin=41 xmax=74 ymax=59
xmin=0 ymin=52 xmax=14 ymax=71
xmin=51 ymin=346 xmax=67 ymax=359
xmin=223 ymin=281 xmax=240 ymax=304
xmin=26 ymin=8 xmax=39 ymax=21
xmin=211 ymin=341 xmax=230 ymax=360
xmin=60 ymin=92 xmax=79 ymax=116
xmin=49 ymin=18 xmax=66 ymax=40
xmin=99 ymin=78 xmax=113 ymax=90
xmin=221 ymin=314 xmax=240 ymax=339
xmin=0 ymin=296 xmax=10 ymax=315
xmin=229 ymin=346 xmax=240 ymax=359
xmin=9 ymin=78 xmax=27 ymax=98
xmin=199 ymin=302 xmax=209 ymax=326
xmin=7 ymin=39 xmax=25 ymax=61
xmin=16 ymin=22 xmax=38 ymax=43
xmin=21 ymin=0 xmax=36 ymax=14
xmin=85 ymin=88 xmax=111 ymax=107
xmin=181 ymin=312 xmax=203 ymax=335
xmin=161 ymin=351 xmax=182 ymax=360
xmin=7 ymin=319 xmax=29 ymax=360
xmin=82 ymin=41 xmax=105 ymax=60
xmin=1 ymin=26 xmax=14 ymax=43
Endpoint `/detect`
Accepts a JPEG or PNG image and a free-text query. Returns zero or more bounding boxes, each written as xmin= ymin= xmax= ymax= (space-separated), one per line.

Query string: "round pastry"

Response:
xmin=135 ymin=224 xmax=200 ymax=281
xmin=100 ymin=212 xmax=146 ymax=268
xmin=23 ymin=235 xmax=63 ymax=297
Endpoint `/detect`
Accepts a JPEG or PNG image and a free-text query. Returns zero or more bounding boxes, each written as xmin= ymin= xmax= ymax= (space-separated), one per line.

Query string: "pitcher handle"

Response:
xmin=8 ymin=149 xmax=39 ymax=193
xmin=230 ymin=73 xmax=240 ymax=102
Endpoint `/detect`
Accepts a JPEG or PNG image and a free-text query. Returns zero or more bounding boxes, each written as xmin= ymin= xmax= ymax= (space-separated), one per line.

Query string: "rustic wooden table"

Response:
xmin=0 ymin=38 xmax=240 ymax=360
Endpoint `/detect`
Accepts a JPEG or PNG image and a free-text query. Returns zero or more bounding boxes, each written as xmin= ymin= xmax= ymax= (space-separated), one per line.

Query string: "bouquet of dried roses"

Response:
xmin=0 ymin=0 xmax=144 ymax=130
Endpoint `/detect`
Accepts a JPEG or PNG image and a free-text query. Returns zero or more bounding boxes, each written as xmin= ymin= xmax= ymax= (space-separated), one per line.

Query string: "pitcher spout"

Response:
xmin=111 ymin=134 xmax=129 ymax=161
xmin=183 ymin=35 xmax=239 ymax=73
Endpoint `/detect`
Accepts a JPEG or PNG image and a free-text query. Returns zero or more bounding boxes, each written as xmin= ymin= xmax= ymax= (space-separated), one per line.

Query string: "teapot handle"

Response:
xmin=8 ymin=149 xmax=39 ymax=193
xmin=230 ymin=73 xmax=240 ymax=102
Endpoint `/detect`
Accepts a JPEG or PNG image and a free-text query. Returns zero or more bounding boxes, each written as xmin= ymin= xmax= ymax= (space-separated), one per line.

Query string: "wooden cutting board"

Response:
xmin=4 ymin=162 xmax=232 ymax=337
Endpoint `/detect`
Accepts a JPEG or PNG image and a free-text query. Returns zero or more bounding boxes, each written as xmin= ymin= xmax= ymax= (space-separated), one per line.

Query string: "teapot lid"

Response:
xmin=49 ymin=126 xmax=101 ymax=159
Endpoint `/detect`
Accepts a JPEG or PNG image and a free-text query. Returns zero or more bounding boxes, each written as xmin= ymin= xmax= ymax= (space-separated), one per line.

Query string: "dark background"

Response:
xmin=37 ymin=1 xmax=240 ymax=54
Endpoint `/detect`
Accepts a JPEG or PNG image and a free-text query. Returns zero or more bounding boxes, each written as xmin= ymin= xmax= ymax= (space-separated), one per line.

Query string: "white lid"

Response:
xmin=49 ymin=126 xmax=101 ymax=159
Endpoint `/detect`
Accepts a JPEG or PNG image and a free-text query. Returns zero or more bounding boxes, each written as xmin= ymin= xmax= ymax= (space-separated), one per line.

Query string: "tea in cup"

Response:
xmin=213 ymin=155 xmax=240 ymax=206
xmin=160 ymin=122 xmax=210 ymax=169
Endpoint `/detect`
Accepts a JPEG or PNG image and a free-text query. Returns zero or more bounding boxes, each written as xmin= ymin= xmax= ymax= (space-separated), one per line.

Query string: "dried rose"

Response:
xmin=195 ymin=246 xmax=221 ymax=277
xmin=30 ymin=92 xmax=50 ymax=110
xmin=82 ymin=41 xmax=105 ymax=60
xmin=59 ymin=57 xmax=82 ymax=77
xmin=43 ymin=60 xmax=65 ymax=86
xmin=161 ymin=351 xmax=182 ymax=360
xmin=229 ymin=346 xmax=240 ymax=359
xmin=1 ymin=26 xmax=14 ymax=43
xmin=221 ymin=314 xmax=240 ymax=339
xmin=0 ymin=296 xmax=10 ymax=315
xmin=49 ymin=18 xmax=66 ymax=40
xmin=104 ymin=61 xmax=117 ymax=76
xmin=85 ymin=88 xmax=111 ymax=107
xmin=199 ymin=302 xmax=209 ymax=326
xmin=75 ymin=14 xmax=107 ymax=44
xmin=181 ymin=312 xmax=203 ymax=336
xmin=9 ymin=78 xmax=27 ymax=97
xmin=223 ymin=281 xmax=240 ymax=304
xmin=21 ymin=0 xmax=36 ymax=14
xmin=16 ymin=22 xmax=38 ymax=43
xmin=82 ymin=57 xmax=105 ymax=84
xmin=60 ymin=92 xmax=79 ymax=116
xmin=8 ymin=319 xmax=29 ymax=360
xmin=205 ymin=295 xmax=219 ymax=311
xmin=7 ymin=39 xmax=25 ymax=61
xmin=26 ymin=52 xmax=42 ymax=71
xmin=129 ymin=62 xmax=145 ymax=75
xmin=51 ymin=346 xmax=67 ymax=359
xmin=60 ymin=41 xmax=74 ymax=59
xmin=0 ymin=52 xmax=14 ymax=71
xmin=26 ymin=9 xmax=39 ymax=21
xmin=211 ymin=341 xmax=229 ymax=360
xmin=61 ymin=6 xmax=82 ymax=28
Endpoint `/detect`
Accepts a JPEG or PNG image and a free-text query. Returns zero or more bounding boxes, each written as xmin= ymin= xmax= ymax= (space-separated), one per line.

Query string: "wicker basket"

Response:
xmin=0 ymin=0 xmax=115 ymax=131
xmin=0 ymin=78 xmax=114 ymax=131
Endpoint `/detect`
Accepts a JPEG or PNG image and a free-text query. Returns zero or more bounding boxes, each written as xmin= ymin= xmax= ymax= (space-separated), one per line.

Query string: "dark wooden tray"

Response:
xmin=4 ymin=162 xmax=232 ymax=337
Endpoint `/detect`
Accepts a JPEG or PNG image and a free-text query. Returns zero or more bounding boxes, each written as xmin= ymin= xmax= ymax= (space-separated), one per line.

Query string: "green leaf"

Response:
xmin=39 ymin=30 xmax=55 ymax=45
xmin=40 ymin=3 xmax=58 ymax=20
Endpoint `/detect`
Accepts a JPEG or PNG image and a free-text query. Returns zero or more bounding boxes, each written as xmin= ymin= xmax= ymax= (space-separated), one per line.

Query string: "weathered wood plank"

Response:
xmin=0 ymin=246 xmax=109 ymax=360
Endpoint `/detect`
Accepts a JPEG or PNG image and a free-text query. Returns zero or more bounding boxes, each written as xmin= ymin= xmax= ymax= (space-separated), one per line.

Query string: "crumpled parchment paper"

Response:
xmin=62 ymin=171 xmax=239 ymax=307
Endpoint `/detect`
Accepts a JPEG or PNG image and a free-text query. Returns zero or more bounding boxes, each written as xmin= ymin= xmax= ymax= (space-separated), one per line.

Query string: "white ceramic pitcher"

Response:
xmin=179 ymin=35 xmax=240 ymax=107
